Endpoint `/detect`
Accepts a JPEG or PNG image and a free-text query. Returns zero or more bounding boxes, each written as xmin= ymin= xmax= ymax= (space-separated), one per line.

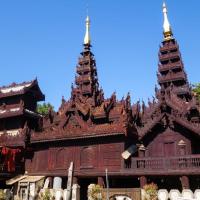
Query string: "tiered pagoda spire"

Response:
xmin=157 ymin=2 xmax=191 ymax=101
xmin=135 ymin=3 xmax=200 ymax=139
xmin=84 ymin=16 xmax=91 ymax=45
xmin=162 ymin=2 xmax=173 ymax=41
xmin=34 ymin=16 xmax=137 ymax=142
xmin=73 ymin=16 xmax=103 ymax=106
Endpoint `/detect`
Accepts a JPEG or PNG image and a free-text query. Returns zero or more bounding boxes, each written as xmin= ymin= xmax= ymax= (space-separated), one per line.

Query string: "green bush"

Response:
xmin=38 ymin=189 xmax=53 ymax=200
xmin=88 ymin=184 xmax=104 ymax=200
xmin=143 ymin=183 xmax=158 ymax=200
xmin=0 ymin=190 xmax=6 ymax=200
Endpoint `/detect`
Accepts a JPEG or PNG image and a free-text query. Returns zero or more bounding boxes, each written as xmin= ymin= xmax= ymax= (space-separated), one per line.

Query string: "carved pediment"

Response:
xmin=62 ymin=114 xmax=86 ymax=130
xmin=75 ymin=101 xmax=90 ymax=116
xmin=92 ymin=104 xmax=106 ymax=119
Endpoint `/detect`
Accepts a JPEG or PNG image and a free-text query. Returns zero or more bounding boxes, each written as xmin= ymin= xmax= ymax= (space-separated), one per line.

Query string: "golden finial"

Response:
xmin=84 ymin=16 xmax=91 ymax=45
xmin=162 ymin=2 xmax=173 ymax=41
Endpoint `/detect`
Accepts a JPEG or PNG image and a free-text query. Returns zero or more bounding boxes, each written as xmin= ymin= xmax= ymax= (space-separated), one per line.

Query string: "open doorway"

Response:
xmin=110 ymin=177 xmax=140 ymax=188
xmin=79 ymin=177 xmax=97 ymax=200
xmin=147 ymin=176 xmax=182 ymax=191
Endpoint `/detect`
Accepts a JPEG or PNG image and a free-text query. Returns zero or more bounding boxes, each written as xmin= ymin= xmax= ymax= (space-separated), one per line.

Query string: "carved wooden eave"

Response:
xmin=0 ymin=125 xmax=31 ymax=147
xmin=0 ymin=104 xmax=23 ymax=119
xmin=31 ymin=105 xmax=129 ymax=143
xmin=109 ymin=102 xmax=124 ymax=121
xmin=31 ymin=92 xmax=136 ymax=143
xmin=138 ymin=113 xmax=165 ymax=139
xmin=0 ymin=79 xmax=45 ymax=101
xmin=58 ymin=100 xmax=73 ymax=116
xmin=138 ymin=91 xmax=200 ymax=140
xmin=31 ymin=133 xmax=125 ymax=144
xmin=170 ymin=114 xmax=200 ymax=136
xmin=92 ymin=103 xmax=106 ymax=119
xmin=0 ymin=134 xmax=26 ymax=147
xmin=0 ymin=102 xmax=42 ymax=119
xmin=30 ymin=125 xmax=126 ymax=144
xmin=30 ymin=36 xmax=138 ymax=144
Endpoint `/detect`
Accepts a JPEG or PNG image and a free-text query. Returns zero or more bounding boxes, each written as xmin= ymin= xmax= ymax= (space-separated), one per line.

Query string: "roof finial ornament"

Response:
xmin=84 ymin=15 xmax=91 ymax=45
xmin=162 ymin=2 xmax=173 ymax=41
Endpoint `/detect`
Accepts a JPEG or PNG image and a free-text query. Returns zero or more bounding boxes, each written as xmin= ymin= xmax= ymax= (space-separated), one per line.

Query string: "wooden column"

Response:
xmin=139 ymin=144 xmax=146 ymax=157
xmin=178 ymin=140 xmax=186 ymax=156
xmin=140 ymin=176 xmax=147 ymax=188
xmin=181 ymin=176 xmax=190 ymax=189
xmin=73 ymin=176 xmax=78 ymax=185
xmin=98 ymin=177 xmax=105 ymax=187
xmin=138 ymin=144 xmax=146 ymax=169
xmin=48 ymin=177 xmax=53 ymax=188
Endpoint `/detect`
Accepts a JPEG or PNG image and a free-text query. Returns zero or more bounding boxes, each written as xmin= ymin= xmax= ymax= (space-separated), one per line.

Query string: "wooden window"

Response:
xmin=80 ymin=147 xmax=95 ymax=168
xmin=55 ymin=148 xmax=65 ymax=169
xmin=164 ymin=142 xmax=175 ymax=157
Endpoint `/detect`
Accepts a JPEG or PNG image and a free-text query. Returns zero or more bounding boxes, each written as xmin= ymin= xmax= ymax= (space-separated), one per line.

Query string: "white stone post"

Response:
xmin=71 ymin=184 xmax=80 ymax=200
xmin=53 ymin=177 xmax=62 ymax=189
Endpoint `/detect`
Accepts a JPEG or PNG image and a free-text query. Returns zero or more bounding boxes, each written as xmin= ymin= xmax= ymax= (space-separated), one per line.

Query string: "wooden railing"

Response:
xmin=76 ymin=65 xmax=91 ymax=73
xmin=75 ymin=75 xmax=91 ymax=84
xmin=160 ymin=43 xmax=179 ymax=52
xmin=172 ymin=85 xmax=190 ymax=95
xmin=125 ymin=155 xmax=200 ymax=172
xmin=78 ymin=55 xmax=91 ymax=64
xmin=159 ymin=52 xmax=180 ymax=61
xmin=157 ymin=72 xmax=186 ymax=83
xmin=158 ymin=61 xmax=182 ymax=72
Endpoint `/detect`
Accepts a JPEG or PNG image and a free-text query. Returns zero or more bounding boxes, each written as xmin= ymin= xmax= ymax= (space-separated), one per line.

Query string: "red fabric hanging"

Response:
xmin=2 ymin=147 xmax=9 ymax=155
xmin=1 ymin=147 xmax=21 ymax=172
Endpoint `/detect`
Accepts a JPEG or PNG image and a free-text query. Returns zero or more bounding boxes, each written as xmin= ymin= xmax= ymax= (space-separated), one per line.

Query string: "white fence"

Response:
xmin=141 ymin=189 xmax=200 ymax=200
xmin=39 ymin=184 xmax=80 ymax=200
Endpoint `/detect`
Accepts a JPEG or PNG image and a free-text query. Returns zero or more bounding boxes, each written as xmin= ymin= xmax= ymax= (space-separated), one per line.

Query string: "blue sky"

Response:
xmin=0 ymin=1 xmax=200 ymax=110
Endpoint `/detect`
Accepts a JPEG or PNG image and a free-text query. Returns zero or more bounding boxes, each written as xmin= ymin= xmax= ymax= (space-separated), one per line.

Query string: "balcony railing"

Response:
xmin=81 ymin=85 xmax=92 ymax=95
xmin=76 ymin=65 xmax=91 ymax=74
xmin=172 ymin=85 xmax=190 ymax=95
xmin=158 ymin=72 xmax=186 ymax=83
xmin=124 ymin=155 xmax=200 ymax=173
xmin=75 ymin=75 xmax=91 ymax=84
xmin=78 ymin=55 xmax=91 ymax=64
xmin=160 ymin=43 xmax=179 ymax=52
xmin=158 ymin=61 xmax=183 ymax=72
xmin=159 ymin=52 xmax=180 ymax=61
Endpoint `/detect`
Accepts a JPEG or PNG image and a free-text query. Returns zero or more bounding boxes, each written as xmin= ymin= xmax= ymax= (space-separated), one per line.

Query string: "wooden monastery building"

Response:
xmin=0 ymin=3 xmax=200 ymax=195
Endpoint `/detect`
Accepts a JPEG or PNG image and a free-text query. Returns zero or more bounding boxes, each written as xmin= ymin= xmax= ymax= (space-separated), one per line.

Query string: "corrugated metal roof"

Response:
xmin=19 ymin=176 xmax=45 ymax=183
xmin=6 ymin=175 xmax=28 ymax=185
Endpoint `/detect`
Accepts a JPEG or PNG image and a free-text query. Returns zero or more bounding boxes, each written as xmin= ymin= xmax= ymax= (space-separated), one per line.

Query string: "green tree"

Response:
xmin=37 ymin=102 xmax=54 ymax=115
xmin=192 ymin=83 xmax=200 ymax=102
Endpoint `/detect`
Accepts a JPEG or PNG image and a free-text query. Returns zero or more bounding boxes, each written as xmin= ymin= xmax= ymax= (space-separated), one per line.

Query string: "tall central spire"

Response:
xmin=84 ymin=16 xmax=91 ymax=45
xmin=157 ymin=3 xmax=191 ymax=101
xmin=72 ymin=16 xmax=103 ymax=106
xmin=162 ymin=2 xmax=173 ymax=41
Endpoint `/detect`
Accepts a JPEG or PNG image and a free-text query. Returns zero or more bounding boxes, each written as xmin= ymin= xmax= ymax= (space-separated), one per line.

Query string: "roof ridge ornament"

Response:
xmin=162 ymin=2 xmax=173 ymax=41
xmin=84 ymin=15 xmax=91 ymax=45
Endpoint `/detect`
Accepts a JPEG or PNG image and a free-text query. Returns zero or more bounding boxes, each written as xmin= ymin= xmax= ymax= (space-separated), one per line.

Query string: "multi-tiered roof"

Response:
xmin=0 ymin=79 xmax=44 ymax=147
xmin=157 ymin=3 xmax=191 ymax=100
xmin=134 ymin=3 xmax=200 ymax=142
xmin=0 ymin=79 xmax=44 ymax=174
xmin=31 ymin=16 xmax=137 ymax=143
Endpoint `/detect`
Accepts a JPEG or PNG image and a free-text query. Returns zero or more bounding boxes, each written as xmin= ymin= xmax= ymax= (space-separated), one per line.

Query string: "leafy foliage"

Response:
xmin=37 ymin=103 xmax=54 ymax=115
xmin=192 ymin=83 xmax=200 ymax=102
xmin=0 ymin=190 xmax=6 ymax=200
xmin=88 ymin=184 xmax=104 ymax=200
xmin=143 ymin=183 xmax=158 ymax=200
xmin=38 ymin=189 xmax=53 ymax=200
